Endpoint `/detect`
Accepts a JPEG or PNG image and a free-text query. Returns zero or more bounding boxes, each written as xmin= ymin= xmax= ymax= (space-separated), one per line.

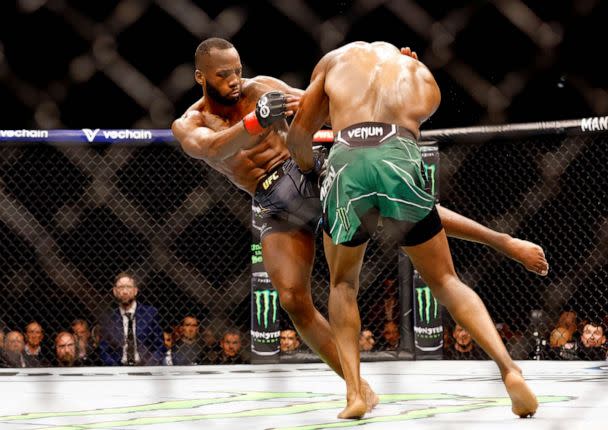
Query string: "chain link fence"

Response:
xmin=0 ymin=141 xmax=255 ymax=366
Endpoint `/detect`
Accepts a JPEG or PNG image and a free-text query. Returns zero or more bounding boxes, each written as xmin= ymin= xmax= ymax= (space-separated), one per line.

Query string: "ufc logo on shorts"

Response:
xmin=262 ymin=171 xmax=280 ymax=190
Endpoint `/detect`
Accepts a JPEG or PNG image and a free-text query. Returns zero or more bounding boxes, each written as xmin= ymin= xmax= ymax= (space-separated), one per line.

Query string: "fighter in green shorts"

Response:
xmin=321 ymin=122 xmax=442 ymax=247
xmin=287 ymin=42 xmax=539 ymax=420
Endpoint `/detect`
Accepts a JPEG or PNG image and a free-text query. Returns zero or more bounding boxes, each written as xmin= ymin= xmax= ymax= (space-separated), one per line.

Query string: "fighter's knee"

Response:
xmin=278 ymin=289 xmax=314 ymax=316
xmin=331 ymin=280 xmax=357 ymax=292
xmin=426 ymin=274 xmax=463 ymax=304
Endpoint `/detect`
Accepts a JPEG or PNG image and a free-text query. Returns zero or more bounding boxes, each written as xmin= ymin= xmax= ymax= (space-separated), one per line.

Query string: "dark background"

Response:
xmin=0 ymin=0 xmax=607 ymax=130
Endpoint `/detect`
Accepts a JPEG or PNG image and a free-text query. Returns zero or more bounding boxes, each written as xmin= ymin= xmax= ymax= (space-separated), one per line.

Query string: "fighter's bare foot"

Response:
xmin=338 ymin=396 xmax=367 ymax=419
xmin=504 ymin=237 xmax=549 ymax=276
xmin=504 ymin=370 xmax=538 ymax=418
xmin=361 ymin=379 xmax=380 ymax=412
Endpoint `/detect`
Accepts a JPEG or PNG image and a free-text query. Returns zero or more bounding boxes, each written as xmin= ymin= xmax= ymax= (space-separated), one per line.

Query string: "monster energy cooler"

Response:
xmin=414 ymin=146 xmax=443 ymax=358
xmin=250 ymin=202 xmax=280 ymax=363
xmin=399 ymin=146 xmax=444 ymax=359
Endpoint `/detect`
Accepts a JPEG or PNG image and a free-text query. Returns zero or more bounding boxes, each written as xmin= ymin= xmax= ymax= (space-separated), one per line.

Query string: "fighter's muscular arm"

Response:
xmin=253 ymin=75 xmax=303 ymax=115
xmin=286 ymin=55 xmax=333 ymax=172
xmin=172 ymin=104 xmax=267 ymax=161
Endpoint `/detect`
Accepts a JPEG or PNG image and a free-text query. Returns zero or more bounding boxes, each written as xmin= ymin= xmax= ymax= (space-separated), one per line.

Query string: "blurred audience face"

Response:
xmin=202 ymin=327 xmax=216 ymax=346
xmin=5 ymin=331 xmax=25 ymax=354
xmin=220 ymin=333 xmax=242 ymax=357
xmin=558 ymin=311 xmax=577 ymax=333
xmin=549 ymin=326 xmax=572 ymax=348
xmin=25 ymin=322 xmax=44 ymax=349
xmin=0 ymin=331 xmax=4 ymax=350
xmin=453 ymin=324 xmax=473 ymax=350
xmin=280 ymin=329 xmax=300 ymax=353
xmin=580 ymin=323 xmax=605 ymax=348
xmin=113 ymin=275 xmax=138 ymax=307
xmin=72 ymin=321 xmax=90 ymax=344
xmin=359 ymin=329 xmax=375 ymax=352
xmin=181 ymin=317 xmax=199 ymax=342
xmin=55 ymin=332 xmax=77 ymax=365
xmin=163 ymin=331 xmax=174 ymax=349
xmin=72 ymin=321 xmax=91 ymax=353
xmin=382 ymin=321 xmax=400 ymax=348
xmin=90 ymin=324 xmax=101 ymax=348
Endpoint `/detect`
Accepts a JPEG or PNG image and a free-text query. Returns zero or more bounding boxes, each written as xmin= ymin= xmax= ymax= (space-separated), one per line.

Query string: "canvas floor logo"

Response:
xmin=0 ymin=391 xmax=570 ymax=429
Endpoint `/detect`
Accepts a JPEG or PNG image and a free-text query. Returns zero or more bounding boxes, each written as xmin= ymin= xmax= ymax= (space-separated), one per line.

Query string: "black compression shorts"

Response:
xmin=253 ymin=158 xmax=322 ymax=240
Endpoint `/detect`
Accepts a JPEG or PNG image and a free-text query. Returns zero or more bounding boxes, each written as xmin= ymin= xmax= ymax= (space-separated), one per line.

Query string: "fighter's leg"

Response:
xmin=262 ymin=229 xmax=342 ymax=374
xmin=262 ymin=229 xmax=378 ymax=412
xmin=323 ymin=232 xmax=368 ymax=419
xmin=403 ymin=229 xmax=538 ymax=418
xmin=437 ymin=205 xmax=549 ymax=276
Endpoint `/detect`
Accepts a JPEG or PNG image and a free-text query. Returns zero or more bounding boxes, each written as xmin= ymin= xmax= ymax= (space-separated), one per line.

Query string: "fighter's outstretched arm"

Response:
xmin=172 ymin=107 xmax=268 ymax=161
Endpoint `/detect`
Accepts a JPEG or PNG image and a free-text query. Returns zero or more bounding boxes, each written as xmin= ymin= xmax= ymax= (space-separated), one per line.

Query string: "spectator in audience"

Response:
xmin=557 ymin=311 xmax=579 ymax=341
xmin=71 ymin=319 xmax=101 ymax=366
xmin=549 ymin=326 xmax=572 ymax=348
xmin=280 ymin=328 xmax=301 ymax=354
xmin=359 ymin=329 xmax=376 ymax=352
xmin=23 ymin=321 xmax=50 ymax=367
xmin=54 ymin=331 xmax=84 ymax=367
xmin=2 ymin=331 xmax=26 ymax=368
xmin=213 ymin=330 xmax=248 ymax=364
xmin=200 ymin=327 xmax=219 ymax=362
xmin=162 ymin=327 xmax=175 ymax=366
xmin=99 ymin=272 xmax=164 ymax=366
xmin=90 ymin=324 xmax=101 ymax=349
xmin=378 ymin=320 xmax=400 ymax=351
xmin=543 ymin=326 xmax=578 ymax=360
xmin=359 ymin=277 xmax=399 ymax=336
xmin=578 ymin=322 xmax=607 ymax=360
xmin=173 ymin=315 xmax=204 ymax=365
xmin=445 ymin=324 xmax=489 ymax=360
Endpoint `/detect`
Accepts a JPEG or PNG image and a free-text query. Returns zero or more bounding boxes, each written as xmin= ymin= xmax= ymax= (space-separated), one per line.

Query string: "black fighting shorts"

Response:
xmin=253 ymin=158 xmax=322 ymax=240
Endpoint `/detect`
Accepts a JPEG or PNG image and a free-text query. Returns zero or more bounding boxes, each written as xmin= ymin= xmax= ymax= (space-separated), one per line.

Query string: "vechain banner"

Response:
xmin=250 ymin=202 xmax=280 ymax=363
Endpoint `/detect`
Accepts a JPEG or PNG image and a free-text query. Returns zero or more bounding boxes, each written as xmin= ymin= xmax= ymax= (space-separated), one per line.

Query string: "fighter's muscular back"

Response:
xmin=315 ymin=41 xmax=440 ymax=136
xmin=172 ymin=76 xmax=295 ymax=195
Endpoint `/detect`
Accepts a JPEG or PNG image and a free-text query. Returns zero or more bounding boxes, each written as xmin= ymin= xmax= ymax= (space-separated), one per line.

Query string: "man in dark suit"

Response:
xmin=99 ymin=272 xmax=164 ymax=366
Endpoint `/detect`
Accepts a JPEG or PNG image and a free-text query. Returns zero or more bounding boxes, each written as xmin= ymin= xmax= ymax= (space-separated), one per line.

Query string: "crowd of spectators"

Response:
xmin=439 ymin=310 xmax=607 ymax=361
xmin=2 ymin=271 xmax=605 ymax=367
xmin=0 ymin=272 xmax=249 ymax=368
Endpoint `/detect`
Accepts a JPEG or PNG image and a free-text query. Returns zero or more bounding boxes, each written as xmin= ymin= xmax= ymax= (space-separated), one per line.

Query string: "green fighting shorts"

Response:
xmin=321 ymin=122 xmax=442 ymax=247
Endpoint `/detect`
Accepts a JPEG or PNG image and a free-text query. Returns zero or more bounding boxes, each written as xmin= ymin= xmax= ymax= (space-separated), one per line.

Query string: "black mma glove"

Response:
xmin=243 ymin=91 xmax=287 ymax=135
xmin=300 ymin=146 xmax=328 ymax=191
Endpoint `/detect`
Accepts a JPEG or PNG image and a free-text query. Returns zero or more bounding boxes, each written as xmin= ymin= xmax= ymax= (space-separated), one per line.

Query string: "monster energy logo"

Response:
xmin=423 ymin=162 xmax=437 ymax=196
xmin=416 ymin=286 xmax=438 ymax=324
xmin=254 ymin=289 xmax=278 ymax=329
